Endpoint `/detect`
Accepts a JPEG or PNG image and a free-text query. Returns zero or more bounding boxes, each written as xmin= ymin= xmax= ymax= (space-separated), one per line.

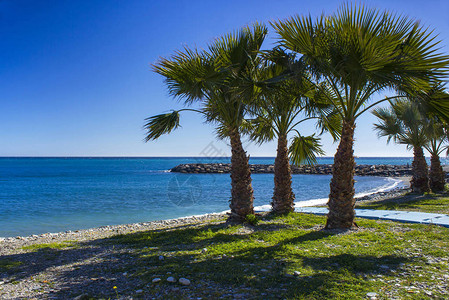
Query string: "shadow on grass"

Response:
xmin=0 ymin=220 xmax=415 ymax=299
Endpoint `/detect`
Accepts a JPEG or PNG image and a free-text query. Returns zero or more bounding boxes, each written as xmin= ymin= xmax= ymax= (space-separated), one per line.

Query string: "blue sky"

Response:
xmin=1 ymin=0 xmax=448 ymax=157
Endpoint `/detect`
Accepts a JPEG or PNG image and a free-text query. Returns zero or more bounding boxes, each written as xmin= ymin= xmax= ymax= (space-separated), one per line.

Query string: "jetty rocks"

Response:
xmin=170 ymin=163 xmax=413 ymax=177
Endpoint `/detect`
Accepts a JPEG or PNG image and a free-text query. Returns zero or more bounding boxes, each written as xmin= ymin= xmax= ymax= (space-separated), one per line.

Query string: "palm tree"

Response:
xmin=273 ymin=4 xmax=449 ymax=229
xmin=415 ymin=86 xmax=449 ymax=192
xmin=145 ymin=24 xmax=268 ymax=221
xmin=248 ymin=49 xmax=339 ymax=214
xmin=373 ymin=101 xmax=430 ymax=193
xmin=424 ymin=118 xmax=447 ymax=192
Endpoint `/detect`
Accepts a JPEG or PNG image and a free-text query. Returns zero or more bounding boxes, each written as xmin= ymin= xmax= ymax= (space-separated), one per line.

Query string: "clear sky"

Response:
xmin=1 ymin=0 xmax=448 ymax=157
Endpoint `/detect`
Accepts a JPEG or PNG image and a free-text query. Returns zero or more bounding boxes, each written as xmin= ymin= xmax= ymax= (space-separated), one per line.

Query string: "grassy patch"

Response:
xmin=106 ymin=213 xmax=449 ymax=299
xmin=21 ymin=240 xmax=78 ymax=251
xmin=358 ymin=193 xmax=449 ymax=214
xmin=0 ymin=259 xmax=22 ymax=271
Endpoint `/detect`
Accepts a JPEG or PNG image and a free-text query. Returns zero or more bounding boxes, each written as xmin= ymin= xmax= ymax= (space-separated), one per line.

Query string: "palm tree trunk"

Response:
xmin=229 ymin=129 xmax=254 ymax=221
xmin=429 ymin=153 xmax=445 ymax=192
xmin=410 ymin=147 xmax=430 ymax=193
xmin=272 ymin=135 xmax=295 ymax=214
xmin=326 ymin=121 xmax=356 ymax=230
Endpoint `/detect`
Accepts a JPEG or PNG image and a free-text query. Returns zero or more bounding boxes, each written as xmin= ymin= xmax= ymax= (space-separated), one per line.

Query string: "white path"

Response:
xmin=291 ymin=207 xmax=449 ymax=227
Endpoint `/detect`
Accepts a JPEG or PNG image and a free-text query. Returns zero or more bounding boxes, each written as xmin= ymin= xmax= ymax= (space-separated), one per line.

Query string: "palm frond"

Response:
xmin=372 ymin=105 xmax=406 ymax=144
xmin=289 ymin=134 xmax=325 ymax=166
xmin=143 ymin=111 xmax=181 ymax=141
xmin=246 ymin=116 xmax=276 ymax=145
xmin=373 ymin=100 xmax=428 ymax=147
xmin=409 ymin=84 xmax=449 ymax=122
xmin=315 ymin=108 xmax=342 ymax=141
xmin=152 ymin=48 xmax=219 ymax=104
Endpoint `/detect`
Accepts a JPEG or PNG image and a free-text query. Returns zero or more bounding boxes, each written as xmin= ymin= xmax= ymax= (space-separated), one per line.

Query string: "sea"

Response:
xmin=0 ymin=157 xmax=440 ymax=237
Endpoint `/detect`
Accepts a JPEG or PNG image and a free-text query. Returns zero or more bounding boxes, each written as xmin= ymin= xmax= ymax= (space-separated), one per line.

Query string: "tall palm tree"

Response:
xmin=145 ymin=24 xmax=268 ymax=221
xmin=248 ymin=49 xmax=340 ymax=214
xmin=273 ymin=4 xmax=449 ymax=229
xmin=373 ymin=101 xmax=430 ymax=193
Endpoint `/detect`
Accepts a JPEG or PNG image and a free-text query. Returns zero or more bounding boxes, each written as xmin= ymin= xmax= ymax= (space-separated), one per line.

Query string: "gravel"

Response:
xmin=0 ymin=212 xmax=226 ymax=299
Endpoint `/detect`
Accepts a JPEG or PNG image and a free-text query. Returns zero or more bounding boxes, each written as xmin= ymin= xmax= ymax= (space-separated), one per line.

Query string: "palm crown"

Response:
xmin=373 ymin=100 xmax=429 ymax=149
xmin=145 ymin=23 xmax=268 ymax=141
xmin=272 ymin=4 xmax=449 ymax=121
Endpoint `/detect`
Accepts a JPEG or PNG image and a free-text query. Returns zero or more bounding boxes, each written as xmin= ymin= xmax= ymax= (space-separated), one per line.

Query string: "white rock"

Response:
xmin=122 ymin=272 xmax=128 ymax=276
xmin=136 ymin=289 xmax=143 ymax=294
xmin=179 ymin=278 xmax=191 ymax=286
xmin=152 ymin=278 xmax=161 ymax=283
xmin=167 ymin=276 xmax=176 ymax=283
xmin=366 ymin=292 xmax=378 ymax=298
xmin=202 ymin=248 xmax=207 ymax=253
xmin=0 ymin=281 xmax=4 ymax=285
xmin=73 ymin=294 xmax=89 ymax=300
xmin=293 ymin=271 xmax=301 ymax=276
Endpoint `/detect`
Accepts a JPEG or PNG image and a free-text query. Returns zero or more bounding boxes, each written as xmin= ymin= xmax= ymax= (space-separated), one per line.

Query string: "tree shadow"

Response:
xmin=0 ymin=222 xmax=248 ymax=298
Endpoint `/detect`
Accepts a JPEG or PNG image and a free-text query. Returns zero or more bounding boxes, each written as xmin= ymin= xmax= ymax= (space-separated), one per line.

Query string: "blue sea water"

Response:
xmin=0 ymin=157 xmax=428 ymax=237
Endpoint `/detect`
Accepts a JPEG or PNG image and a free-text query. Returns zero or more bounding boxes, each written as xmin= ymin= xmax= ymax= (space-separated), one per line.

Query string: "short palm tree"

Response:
xmin=424 ymin=118 xmax=447 ymax=192
xmin=248 ymin=49 xmax=339 ymax=214
xmin=145 ymin=24 xmax=268 ymax=221
xmin=415 ymin=85 xmax=449 ymax=192
xmin=273 ymin=4 xmax=449 ymax=229
xmin=373 ymin=100 xmax=430 ymax=193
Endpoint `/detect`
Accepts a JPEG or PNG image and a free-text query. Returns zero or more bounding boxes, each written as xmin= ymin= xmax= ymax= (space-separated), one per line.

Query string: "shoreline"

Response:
xmin=0 ymin=212 xmax=228 ymax=253
xmin=0 ymin=176 xmax=410 ymax=246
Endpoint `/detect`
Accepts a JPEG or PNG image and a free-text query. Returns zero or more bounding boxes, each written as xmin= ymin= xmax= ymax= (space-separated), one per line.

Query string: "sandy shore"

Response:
xmin=393 ymin=176 xmax=411 ymax=187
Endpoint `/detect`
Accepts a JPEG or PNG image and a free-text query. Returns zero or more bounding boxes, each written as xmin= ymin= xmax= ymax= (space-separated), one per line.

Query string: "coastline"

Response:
xmin=0 ymin=176 xmax=410 ymax=248
xmin=0 ymin=212 xmax=228 ymax=254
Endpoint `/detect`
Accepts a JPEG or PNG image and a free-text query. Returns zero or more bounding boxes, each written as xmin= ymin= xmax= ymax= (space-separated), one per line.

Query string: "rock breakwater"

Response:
xmin=170 ymin=164 xmax=412 ymax=177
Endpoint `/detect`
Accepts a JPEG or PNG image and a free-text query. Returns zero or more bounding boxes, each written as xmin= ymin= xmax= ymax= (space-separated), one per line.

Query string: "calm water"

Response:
xmin=0 ymin=157 xmax=423 ymax=237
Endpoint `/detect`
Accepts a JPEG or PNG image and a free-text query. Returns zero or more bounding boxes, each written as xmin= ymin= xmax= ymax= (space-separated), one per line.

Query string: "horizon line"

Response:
xmin=0 ymin=156 xmax=416 ymax=158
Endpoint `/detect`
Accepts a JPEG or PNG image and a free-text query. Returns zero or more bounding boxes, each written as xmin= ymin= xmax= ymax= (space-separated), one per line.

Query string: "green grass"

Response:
xmin=0 ymin=259 xmax=22 ymax=271
xmin=21 ymin=240 xmax=78 ymax=251
xmin=3 ymin=212 xmax=448 ymax=299
xmin=105 ymin=213 xmax=449 ymax=299
xmin=357 ymin=192 xmax=449 ymax=214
